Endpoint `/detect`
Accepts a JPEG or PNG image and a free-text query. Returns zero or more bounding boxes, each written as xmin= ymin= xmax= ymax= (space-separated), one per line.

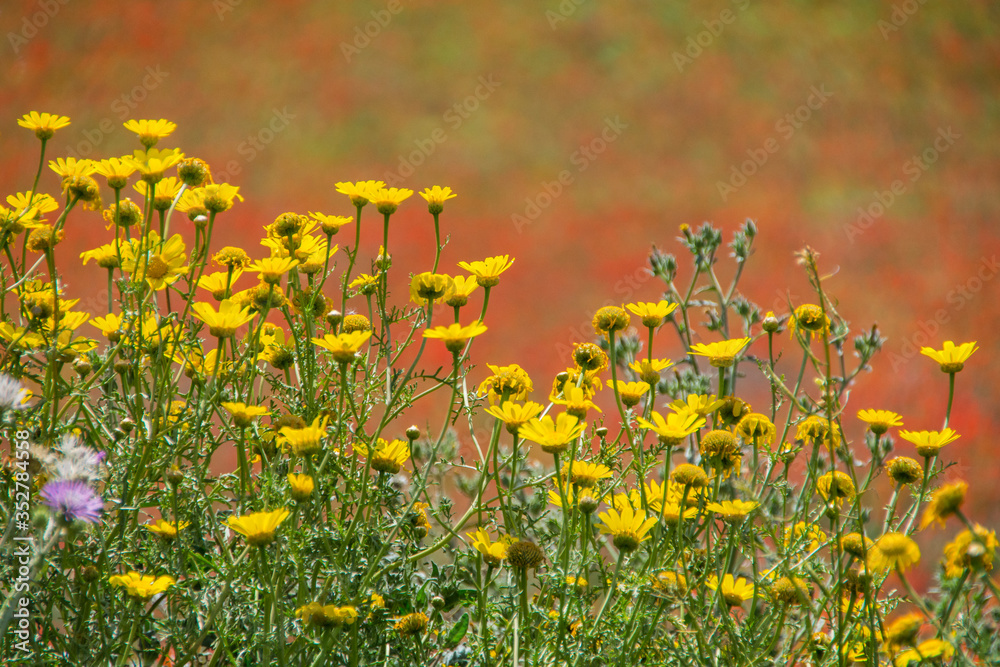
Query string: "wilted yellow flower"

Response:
xmin=226 ymin=508 xmax=291 ymax=546
xmin=109 ymin=572 xmax=175 ymax=599
xmin=919 ymin=340 xmax=978 ymax=373
xmin=789 ymin=304 xmax=829 ymax=340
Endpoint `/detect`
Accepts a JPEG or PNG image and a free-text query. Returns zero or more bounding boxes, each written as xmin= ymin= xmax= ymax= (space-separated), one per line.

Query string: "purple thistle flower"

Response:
xmin=39 ymin=480 xmax=104 ymax=524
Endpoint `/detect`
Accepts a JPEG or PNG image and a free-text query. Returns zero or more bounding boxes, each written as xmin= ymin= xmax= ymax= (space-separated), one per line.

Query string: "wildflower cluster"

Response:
xmin=1 ymin=116 xmax=997 ymax=666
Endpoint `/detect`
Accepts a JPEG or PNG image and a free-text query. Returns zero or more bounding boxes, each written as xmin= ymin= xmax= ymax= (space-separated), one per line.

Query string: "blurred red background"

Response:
xmin=4 ymin=1 xmax=998 ymax=567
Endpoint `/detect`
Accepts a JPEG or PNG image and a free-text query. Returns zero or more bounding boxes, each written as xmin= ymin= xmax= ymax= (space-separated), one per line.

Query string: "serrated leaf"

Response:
xmin=444 ymin=612 xmax=469 ymax=648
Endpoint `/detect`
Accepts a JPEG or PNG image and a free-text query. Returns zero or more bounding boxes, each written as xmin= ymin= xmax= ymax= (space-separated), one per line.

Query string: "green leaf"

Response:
xmin=443 ymin=612 xmax=469 ymax=648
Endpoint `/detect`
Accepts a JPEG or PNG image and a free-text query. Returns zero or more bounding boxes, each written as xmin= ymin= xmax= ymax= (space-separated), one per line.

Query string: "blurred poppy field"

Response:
xmin=3 ymin=0 xmax=999 ymax=561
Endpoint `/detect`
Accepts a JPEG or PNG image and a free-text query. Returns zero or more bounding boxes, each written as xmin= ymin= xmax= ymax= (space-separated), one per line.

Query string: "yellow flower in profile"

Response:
xmin=369 ymin=186 xmax=413 ymax=215
xmin=466 ymin=528 xmax=515 ymax=566
xmin=706 ymin=499 xmax=759 ymax=523
xmin=607 ymin=380 xmax=650 ymax=408
xmin=898 ymin=428 xmax=960 ymax=458
xmin=423 ymin=321 xmax=488 ymax=354
xmin=484 ymin=401 xmax=544 ymax=435
xmin=870 ymin=533 xmax=920 ymax=573
xmin=549 ymin=483 xmax=607 ymax=511
xmin=882 ymin=613 xmax=924 ymax=654
xmin=355 ymin=438 xmax=410 ymax=474
xmin=942 ymin=524 xmax=997 ymax=579
xmin=123 ymin=118 xmax=177 ymax=148
xmin=195 ymin=183 xmax=243 ymax=214
xmin=785 ymin=521 xmax=827 ymax=552
xmin=629 ymin=357 xmax=673 ymax=384
xmin=335 ymin=180 xmax=385 ymax=207
xmin=458 ymin=255 xmax=514 ymax=288
xmin=138 ymin=176 xmax=185 ymax=212
xmin=49 ymin=157 xmax=96 ymax=179
xmin=279 ymin=416 xmax=329 ymax=457
xmin=89 ymin=313 xmax=124 ymax=342
xmin=109 ymin=572 xmax=176 ymax=599
xmin=886 ymin=456 xmax=923 ymax=487
xmin=296 ymin=602 xmax=358 ymax=627
xmin=920 ymin=340 xmax=978 ymax=373
xmin=592 ymin=305 xmax=630 ymax=337
xmin=144 ymin=519 xmax=190 ymax=540
xmin=857 ymin=409 xmax=903 ymax=435
xmin=226 ymin=508 xmax=291 ymax=546
xmin=706 ymin=574 xmax=755 ymax=607
xmin=192 ymin=299 xmax=256 ymax=338
xmin=635 ymin=410 xmax=704 ymax=446
xmin=795 ymin=415 xmax=842 ymax=452
xmin=626 ymin=300 xmax=678 ymax=328
xmin=5 ymin=192 xmax=57 ymax=230
xmin=816 ymin=471 xmax=857 ymax=506
xmin=249 ymin=256 xmax=299 ymax=285
xmin=419 ymin=185 xmax=457 ymax=214
xmin=126 ymin=148 xmax=185 ymax=183
xmin=480 ymin=363 xmax=533 ymax=403
xmin=309 ymin=212 xmax=353 ymax=235
xmin=552 ymin=384 xmax=601 ymax=420
xmin=410 ymin=272 xmax=456 ymax=303
xmin=198 ymin=269 xmax=243 ymax=301
xmin=919 ymin=481 xmax=967 ymax=530
xmin=120 ymin=232 xmax=189 ymax=290
xmin=689 ymin=337 xmax=752 ymax=368
xmin=562 ymin=460 xmax=613 ymax=487
xmin=287 ymin=473 xmax=315 ymax=501
xmin=519 ymin=413 xmax=586 ymax=455
xmin=221 ymin=402 xmax=268 ymax=428
xmin=893 ymin=638 xmax=955 ymax=666
xmin=597 ymin=505 xmax=658 ymax=552
xmin=668 ymin=393 xmax=724 ymax=417
xmin=93 ymin=157 xmax=137 ymax=189
xmin=444 ymin=275 xmax=479 ymax=308
xmin=18 ymin=111 xmax=71 ymax=140
xmin=349 ymin=273 xmax=379 ymax=295
xmin=312 ymin=331 xmax=372 ymax=364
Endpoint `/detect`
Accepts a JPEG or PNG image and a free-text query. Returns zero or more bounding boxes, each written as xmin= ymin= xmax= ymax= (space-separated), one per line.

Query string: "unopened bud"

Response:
xmin=405 ymin=425 xmax=420 ymax=441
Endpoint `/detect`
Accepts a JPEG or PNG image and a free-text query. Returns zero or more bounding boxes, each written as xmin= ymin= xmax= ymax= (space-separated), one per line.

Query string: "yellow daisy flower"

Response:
xmin=197 ymin=269 xmax=243 ymax=301
xmin=144 ymin=519 xmax=189 ymax=540
xmin=689 ymin=337 xmax=752 ymax=368
xmin=123 ymin=118 xmax=177 ymax=148
xmin=893 ymin=638 xmax=954 ymax=666
xmin=597 ymin=505 xmax=658 ymax=552
xmin=735 ymin=412 xmax=776 ymax=446
xmin=919 ymin=481 xmax=967 ymax=530
xmin=607 ymin=380 xmax=651 ymax=408
xmin=312 ymin=331 xmax=372 ymax=364
xmin=626 ymin=300 xmax=678 ymax=328
xmin=919 ymin=340 xmax=978 ymax=373
xmin=120 ymin=232 xmax=189 ymax=290
xmin=355 ymin=438 xmax=410 ymax=474
xmin=410 ymin=272 xmax=456 ymax=304
xmin=309 ymin=212 xmax=353 ymax=235
xmin=467 ymin=528 xmax=515 ymax=566
xmin=249 ymin=256 xmax=299 ymax=285
xmin=458 ymin=255 xmax=514 ymax=288
xmin=942 ymin=524 xmax=997 ymax=579
xmin=561 ymin=460 xmax=613 ymax=487
xmin=870 ymin=533 xmax=920 ymax=573
xmin=629 ymin=357 xmax=673 ymax=384
xmin=668 ymin=393 xmax=724 ymax=417
xmin=419 ymin=185 xmax=457 ymax=214
xmin=108 ymin=572 xmax=175 ymax=599
xmin=334 ymin=180 xmax=385 ymax=207
xmin=221 ymin=402 xmax=268 ymax=428
xmin=479 ymin=363 xmax=533 ymax=403
xmin=192 ymin=299 xmax=256 ymax=338
xmin=706 ymin=574 xmax=755 ymax=607
xmin=444 ymin=275 xmax=479 ymax=308
xmin=368 ymin=186 xmax=413 ymax=215
xmin=484 ymin=401 xmax=544 ymax=435
xmin=126 ymin=147 xmax=185 ymax=183
xmin=857 ymin=409 xmax=903 ymax=435
xmin=48 ymin=157 xmax=95 ymax=179
xmin=423 ymin=321 xmax=488 ymax=354
xmin=519 ymin=412 xmax=586 ymax=455
xmin=18 ymin=111 xmax=71 ymax=140
xmin=816 ymin=470 xmax=857 ymax=506
xmin=898 ymin=428 xmax=960 ymax=458
xmin=138 ymin=176 xmax=184 ymax=212
xmin=789 ymin=304 xmax=830 ymax=340
xmin=279 ymin=416 xmax=329 ymax=457
xmin=287 ymin=473 xmax=315 ymax=501
xmin=226 ymin=508 xmax=291 ymax=547
xmin=635 ymin=410 xmax=704 ymax=446
xmin=706 ymin=499 xmax=759 ymax=523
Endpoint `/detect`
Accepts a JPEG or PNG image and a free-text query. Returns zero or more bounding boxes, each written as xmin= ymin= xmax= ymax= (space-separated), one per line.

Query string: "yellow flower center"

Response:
xmin=145 ymin=255 xmax=170 ymax=279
